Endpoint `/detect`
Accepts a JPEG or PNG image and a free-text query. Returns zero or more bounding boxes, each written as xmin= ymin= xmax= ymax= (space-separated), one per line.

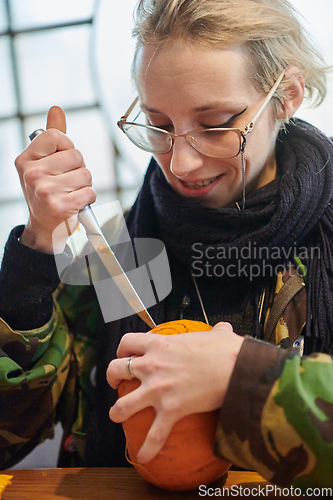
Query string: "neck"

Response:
xmin=257 ymin=156 xmax=277 ymax=189
xmin=247 ymin=149 xmax=277 ymax=197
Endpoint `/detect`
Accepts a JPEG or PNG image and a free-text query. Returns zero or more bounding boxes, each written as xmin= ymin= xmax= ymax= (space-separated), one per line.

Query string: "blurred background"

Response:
xmin=1 ymin=0 xmax=332 ymax=468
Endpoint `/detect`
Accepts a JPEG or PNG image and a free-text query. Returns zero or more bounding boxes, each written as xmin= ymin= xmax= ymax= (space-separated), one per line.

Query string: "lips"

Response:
xmin=182 ymin=174 xmax=221 ymax=189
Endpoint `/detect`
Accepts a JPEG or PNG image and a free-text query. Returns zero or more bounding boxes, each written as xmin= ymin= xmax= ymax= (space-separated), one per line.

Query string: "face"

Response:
xmin=134 ymin=39 xmax=280 ymax=208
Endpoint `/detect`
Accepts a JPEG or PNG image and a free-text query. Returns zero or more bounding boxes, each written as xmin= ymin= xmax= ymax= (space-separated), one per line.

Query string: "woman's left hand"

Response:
xmin=106 ymin=321 xmax=244 ymax=464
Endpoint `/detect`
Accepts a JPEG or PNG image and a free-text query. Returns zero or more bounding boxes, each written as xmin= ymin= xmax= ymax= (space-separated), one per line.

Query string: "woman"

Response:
xmin=0 ymin=0 xmax=332 ymax=489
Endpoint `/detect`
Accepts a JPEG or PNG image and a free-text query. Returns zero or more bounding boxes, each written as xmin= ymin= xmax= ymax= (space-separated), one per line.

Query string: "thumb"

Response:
xmin=46 ymin=106 xmax=67 ymax=134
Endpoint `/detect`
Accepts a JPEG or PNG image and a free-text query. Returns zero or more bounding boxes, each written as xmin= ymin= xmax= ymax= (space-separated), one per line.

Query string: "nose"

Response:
xmin=169 ymin=136 xmax=205 ymax=179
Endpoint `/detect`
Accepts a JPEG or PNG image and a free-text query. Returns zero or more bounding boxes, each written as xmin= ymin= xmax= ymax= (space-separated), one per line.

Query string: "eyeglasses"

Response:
xmin=117 ymin=71 xmax=285 ymax=159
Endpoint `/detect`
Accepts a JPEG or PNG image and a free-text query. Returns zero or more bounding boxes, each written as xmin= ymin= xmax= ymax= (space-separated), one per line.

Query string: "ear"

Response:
xmin=280 ymin=67 xmax=305 ymax=119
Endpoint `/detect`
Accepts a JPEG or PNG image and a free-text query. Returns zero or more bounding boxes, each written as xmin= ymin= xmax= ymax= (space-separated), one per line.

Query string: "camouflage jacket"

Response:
xmin=0 ymin=228 xmax=333 ymax=489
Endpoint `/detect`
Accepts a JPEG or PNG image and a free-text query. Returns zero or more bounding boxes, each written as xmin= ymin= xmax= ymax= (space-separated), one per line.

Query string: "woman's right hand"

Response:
xmin=15 ymin=106 xmax=96 ymax=254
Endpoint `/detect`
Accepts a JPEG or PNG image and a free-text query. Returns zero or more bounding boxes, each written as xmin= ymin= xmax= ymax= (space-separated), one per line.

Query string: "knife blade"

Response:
xmin=78 ymin=206 xmax=156 ymax=328
xmin=29 ymin=129 xmax=156 ymax=329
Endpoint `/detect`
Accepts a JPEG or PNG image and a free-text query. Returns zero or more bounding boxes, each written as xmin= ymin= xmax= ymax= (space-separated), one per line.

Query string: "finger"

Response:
xmin=212 ymin=321 xmax=233 ymax=332
xmin=32 ymin=148 xmax=86 ymax=176
xmin=24 ymin=106 xmax=69 ymax=160
xmin=46 ymin=106 xmax=67 ymax=134
xmin=62 ymin=186 xmax=96 ymax=212
xmin=32 ymin=170 xmax=94 ymax=213
xmin=137 ymin=413 xmax=175 ymax=464
xmin=107 ymin=355 xmax=141 ymax=389
xmin=109 ymin=384 xmax=150 ymax=423
xmin=107 ymin=357 xmax=129 ymax=389
xmin=116 ymin=332 xmax=153 ymax=359
xmin=22 ymin=129 xmax=74 ymax=162
xmin=56 ymin=166 xmax=92 ymax=191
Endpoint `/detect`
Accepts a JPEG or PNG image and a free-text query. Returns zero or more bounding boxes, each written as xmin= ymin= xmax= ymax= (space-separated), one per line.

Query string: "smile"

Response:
xmin=182 ymin=175 xmax=221 ymax=189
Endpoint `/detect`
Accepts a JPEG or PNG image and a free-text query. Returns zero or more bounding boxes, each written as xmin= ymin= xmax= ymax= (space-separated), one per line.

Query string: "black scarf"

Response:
xmin=84 ymin=118 xmax=333 ymax=467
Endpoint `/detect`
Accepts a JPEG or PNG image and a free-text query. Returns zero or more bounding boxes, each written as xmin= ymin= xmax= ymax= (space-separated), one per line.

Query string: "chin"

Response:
xmin=197 ymin=197 xmax=227 ymax=209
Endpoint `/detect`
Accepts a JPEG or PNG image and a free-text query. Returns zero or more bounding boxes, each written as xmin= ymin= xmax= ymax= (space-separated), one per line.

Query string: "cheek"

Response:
xmin=247 ymin=117 xmax=277 ymax=158
xmin=223 ymin=157 xmax=240 ymax=170
xmin=220 ymin=158 xmax=243 ymax=183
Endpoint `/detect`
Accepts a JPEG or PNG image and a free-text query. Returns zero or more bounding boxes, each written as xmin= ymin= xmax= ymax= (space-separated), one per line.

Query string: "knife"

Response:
xmin=29 ymin=129 xmax=156 ymax=329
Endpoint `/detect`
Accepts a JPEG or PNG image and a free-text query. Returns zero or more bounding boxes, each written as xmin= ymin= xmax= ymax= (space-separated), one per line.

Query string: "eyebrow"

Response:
xmin=141 ymin=102 xmax=247 ymax=114
xmin=192 ymin=103 xmax=244 ymax=113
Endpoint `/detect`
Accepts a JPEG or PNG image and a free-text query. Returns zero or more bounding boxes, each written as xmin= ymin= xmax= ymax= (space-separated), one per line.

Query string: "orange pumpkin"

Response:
xmin=118 ymin=319 xmax=231 ymax=491
xmin=0 ymin=474 xmax=12 ymax=498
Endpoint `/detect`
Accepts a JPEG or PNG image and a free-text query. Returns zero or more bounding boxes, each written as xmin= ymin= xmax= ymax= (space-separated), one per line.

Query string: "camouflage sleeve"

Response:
xmin=0 ymin=226 xmax=72 ymax=330
xmin=215 ymin=337 xmax=333 ymax=489
xmin=0 ymin=281 xmax=100 ymax=470
xmin=0 ymin=303 xmax=74 ymax=469
xmin=0 ymin=225 xmax=94 ymax=469
xmin=0 ymin=222 xmax=121 ymax=468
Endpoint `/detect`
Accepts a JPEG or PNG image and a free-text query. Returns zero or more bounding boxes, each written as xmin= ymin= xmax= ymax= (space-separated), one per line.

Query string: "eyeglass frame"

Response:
xmin=117 ymin=71 xmax=285 ymax=159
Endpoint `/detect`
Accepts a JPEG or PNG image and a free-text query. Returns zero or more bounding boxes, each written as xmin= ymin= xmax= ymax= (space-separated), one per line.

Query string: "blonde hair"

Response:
xmin=132 ymin=0 xmax=329 ymax=107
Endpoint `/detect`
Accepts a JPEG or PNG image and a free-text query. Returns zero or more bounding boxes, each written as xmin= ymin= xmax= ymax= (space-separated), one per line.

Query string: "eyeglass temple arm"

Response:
xmin=121 ymin=96 xmax=139 ymax=121
xmin=244 ymin=71 xmax=285 ymax=134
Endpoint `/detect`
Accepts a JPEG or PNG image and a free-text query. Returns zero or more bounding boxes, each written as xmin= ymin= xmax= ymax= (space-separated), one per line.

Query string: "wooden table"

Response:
xmin=2 ymin=467 xmax=298 ymax=499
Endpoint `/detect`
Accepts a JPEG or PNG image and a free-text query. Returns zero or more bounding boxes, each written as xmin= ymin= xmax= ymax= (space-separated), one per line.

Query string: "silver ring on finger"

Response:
xmin=127 ymin=356 xmax=138 ymax=380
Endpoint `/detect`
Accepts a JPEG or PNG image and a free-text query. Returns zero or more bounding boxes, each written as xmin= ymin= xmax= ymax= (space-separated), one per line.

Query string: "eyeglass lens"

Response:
xmin=122 ymin=123 xmax=242 ymax=158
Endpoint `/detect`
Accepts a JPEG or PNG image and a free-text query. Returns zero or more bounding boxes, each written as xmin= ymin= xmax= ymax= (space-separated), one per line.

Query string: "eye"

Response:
xmin=148 ymin=121 xmax=174 ymax=133
xmin=201 ymin=107 xmax=248 ymax=129
xmin=201 ymin=123 xmax=230 ymax=130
